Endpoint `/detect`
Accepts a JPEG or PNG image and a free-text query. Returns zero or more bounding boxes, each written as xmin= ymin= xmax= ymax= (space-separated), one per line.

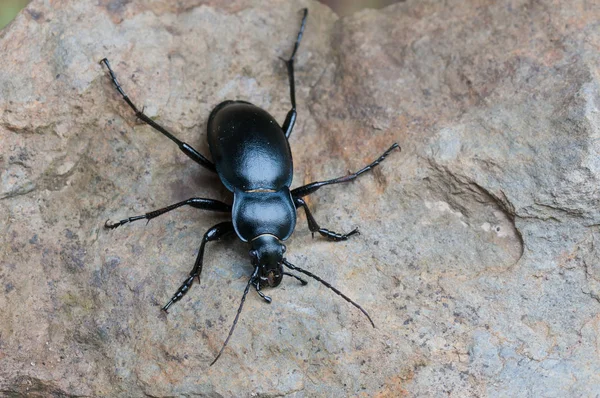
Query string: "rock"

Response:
xmin=1 ymin=0 xmax=599 ymax=396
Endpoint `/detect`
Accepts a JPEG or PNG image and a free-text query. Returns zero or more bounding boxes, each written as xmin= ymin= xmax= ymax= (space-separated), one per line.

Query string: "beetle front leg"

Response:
xmin=294 ymin=197 xmax=359 ymax=241
xmin=105 ymin=198 xmax=231 ymax=229
xmin=163 ymin=222 xmax=234 ymax=312
xmin=252 ymin=280 xmax=272 ymax=303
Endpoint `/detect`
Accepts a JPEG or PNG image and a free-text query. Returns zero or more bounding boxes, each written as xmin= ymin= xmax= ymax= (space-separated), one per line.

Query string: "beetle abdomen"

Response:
xmin=207 ymin=101 xmax=293 ymax=191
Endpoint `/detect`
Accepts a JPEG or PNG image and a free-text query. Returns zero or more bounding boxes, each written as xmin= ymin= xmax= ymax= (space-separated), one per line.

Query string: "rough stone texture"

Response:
xmin=1 ymin=0 xmax=599 ymax=396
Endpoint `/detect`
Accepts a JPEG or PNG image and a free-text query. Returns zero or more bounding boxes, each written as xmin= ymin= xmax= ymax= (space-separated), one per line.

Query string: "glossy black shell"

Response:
xmin=207 ymin=101 xmax=296 ymax=242
xmin=232 ymin=189 xmax=296 ymax=242
xmin=207 ymin=101 xmax=293 ymax=191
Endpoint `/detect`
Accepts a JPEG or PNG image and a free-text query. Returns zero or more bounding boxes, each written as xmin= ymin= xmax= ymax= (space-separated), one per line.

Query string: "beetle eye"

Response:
xmin=249 ymin=250 xmax=258 ymax=262
xmin=281 ymin=245 xmax=286 ymax=253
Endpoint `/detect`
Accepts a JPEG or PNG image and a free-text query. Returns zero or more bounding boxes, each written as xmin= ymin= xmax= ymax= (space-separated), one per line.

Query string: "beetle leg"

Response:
xmin=293 ymin=197 xmax=359 ymax=241
xmin=252 ymin=280 xmax=272 ymax=303
xmin=281 ymin=8 xmax=308 ymax=139
xmin=105 ymin=198 xmax=231 ymax=229
xmin=162 ymin=222 xmax=234 ymax=312
xmin=291 ymin=143 xmax=400 ymax=197
xmin=100 ymin=58 xmax=217 ymax=172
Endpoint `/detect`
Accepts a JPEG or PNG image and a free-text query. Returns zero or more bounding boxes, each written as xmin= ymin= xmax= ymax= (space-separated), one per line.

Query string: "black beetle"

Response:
xmin=101 ymin=9 xmax=399 ymax=365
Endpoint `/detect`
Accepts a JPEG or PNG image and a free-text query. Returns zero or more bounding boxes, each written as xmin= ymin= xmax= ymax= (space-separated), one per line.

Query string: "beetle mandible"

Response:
xmin=101 ymin=9 xmax=399 ymax=365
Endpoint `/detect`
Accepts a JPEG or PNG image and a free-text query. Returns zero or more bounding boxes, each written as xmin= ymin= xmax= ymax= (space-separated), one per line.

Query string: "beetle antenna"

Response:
xmin=282 ymin=259 xmax=375 ymax=328
xmin=210 ymin=268 xmax=258 ymax=366
xmin=283 ymin=271 xmax=308 ymax=285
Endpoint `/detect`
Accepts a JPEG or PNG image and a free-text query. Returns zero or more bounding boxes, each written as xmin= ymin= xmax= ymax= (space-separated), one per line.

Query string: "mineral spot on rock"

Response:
xmin=1 ymin=0 xmax=600 ymax=396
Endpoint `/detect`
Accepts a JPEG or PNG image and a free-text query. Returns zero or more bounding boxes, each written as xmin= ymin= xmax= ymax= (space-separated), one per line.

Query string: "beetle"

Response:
xmin=101 ymin=9 xmax=399 ymax=365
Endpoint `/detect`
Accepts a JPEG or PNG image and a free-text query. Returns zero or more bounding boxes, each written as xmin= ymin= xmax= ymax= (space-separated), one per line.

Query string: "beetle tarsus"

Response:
xmin=100 ymin=57 xmax=217 ymax=172
xmin=253 ymin=281 xmax=272 ymax=303
xmin=294 ymin=197 xmax=361 ymax=242
xmin=287 ymin=8 xmax=308 ymax=62
xmin=104 ymin=198 xmax=231 ymax=231
xmin=104 ymin=219 xmax=120 ymax=229
xmin=318 ymin=227 xmax=360 ymax=241
xmin=163 ymin=275 xmax=196 ymax=311
xmin=281 ymin=8 xmax=308 ymax=139
xmin=291 ymin=143 xmax=401 ymax=198
xmin=160 ymin=222 xmax=235 ymax=311
xmin=105 ymin=215 xmax=144 ymax=229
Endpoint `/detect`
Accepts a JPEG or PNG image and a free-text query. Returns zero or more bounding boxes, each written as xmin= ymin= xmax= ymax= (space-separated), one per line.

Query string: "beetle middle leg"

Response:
xmin=105 ymin=198 xmax=231 ymax=229
xmin=294 ymin=197 xmax=359 ymax=241
xmin=163 ymin=222 xmax=234 ymax=312
xmin=100 ymin=58 xmax=216 ymax=172
xmin=291 ymin=143 xmax=400 ymax=198
xmin=281 ymin=8 xmax=308 ymax=139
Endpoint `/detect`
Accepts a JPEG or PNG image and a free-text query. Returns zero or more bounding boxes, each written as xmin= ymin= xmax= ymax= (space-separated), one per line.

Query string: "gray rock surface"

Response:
xmin=1 ymin=0 xmax=599 ymax=396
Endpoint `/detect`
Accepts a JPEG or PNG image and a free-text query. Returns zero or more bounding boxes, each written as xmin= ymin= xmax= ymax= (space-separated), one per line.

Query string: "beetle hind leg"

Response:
xmin=100 ymin=58 xmax=217 ymax=172
xmin=281 ymin=8 xmax=308 ymax=139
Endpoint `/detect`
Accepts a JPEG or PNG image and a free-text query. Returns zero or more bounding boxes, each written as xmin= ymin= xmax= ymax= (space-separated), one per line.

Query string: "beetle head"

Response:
xmin=249 ymin=234 xmax=286 ymax=287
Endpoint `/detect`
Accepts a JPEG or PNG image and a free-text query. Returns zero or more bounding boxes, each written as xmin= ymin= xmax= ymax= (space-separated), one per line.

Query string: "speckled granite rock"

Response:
xmin=1 ymin=0 xmax=599 ymax=396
